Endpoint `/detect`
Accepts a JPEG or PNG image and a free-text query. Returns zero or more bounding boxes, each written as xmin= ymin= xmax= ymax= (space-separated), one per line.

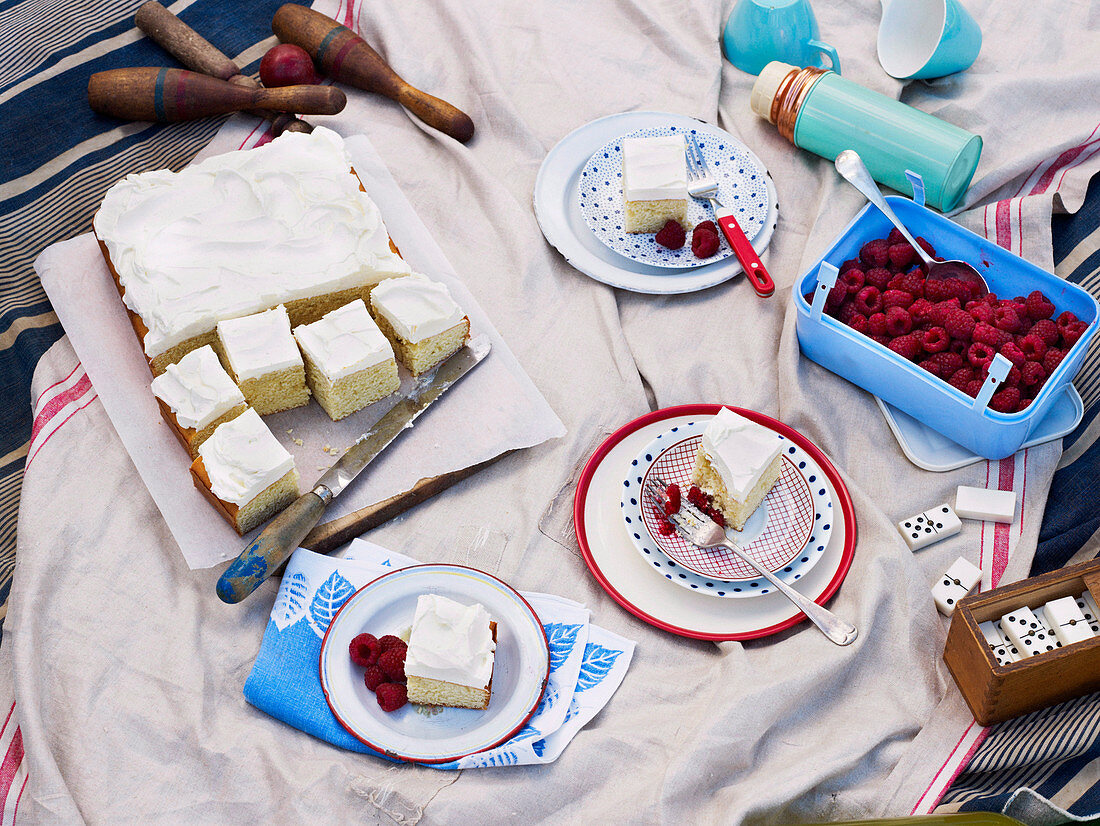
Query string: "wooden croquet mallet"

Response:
xmin=133 ymin=1 xmax=310 ymax=135
xmin=88 ymin=67 xmax=346 ymax=122
xmin=272 ymin=4 xmax=475 ymax=143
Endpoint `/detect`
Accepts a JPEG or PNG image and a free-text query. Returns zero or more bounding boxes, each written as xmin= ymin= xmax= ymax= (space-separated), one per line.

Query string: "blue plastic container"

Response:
xmin=793 ymin=197 xmax=1099 ymax=460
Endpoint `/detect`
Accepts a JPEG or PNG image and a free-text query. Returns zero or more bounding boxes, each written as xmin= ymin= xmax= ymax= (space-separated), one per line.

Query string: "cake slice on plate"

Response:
xmin=691 ymin=407 xmax=783 ymax=532
xmin=405 ymin=594 xmax=496 ymax=711
xmin=621 ymin=134 xmax=688 ymax=233
xmin=150 ymin=344 xmax=247 ymax=458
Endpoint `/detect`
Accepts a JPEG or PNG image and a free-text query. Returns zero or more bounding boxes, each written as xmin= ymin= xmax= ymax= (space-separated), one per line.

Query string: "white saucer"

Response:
xmin=534 ymin=111 xmax=779 ymax=294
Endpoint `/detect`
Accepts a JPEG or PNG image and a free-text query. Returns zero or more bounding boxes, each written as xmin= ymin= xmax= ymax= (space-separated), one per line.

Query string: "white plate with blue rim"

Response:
xmin=578 ymin=125 xmax=773 ymax=269
xmin=620 ymin=419 xmax=833 ymax=597
xmin=533 ymin=111 xmax=779 ymax=294
xmin=319 ymin=564 xmax=550 ymax=763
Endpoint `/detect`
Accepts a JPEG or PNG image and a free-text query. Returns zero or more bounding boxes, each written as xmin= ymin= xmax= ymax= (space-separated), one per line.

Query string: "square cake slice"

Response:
xmin=369 ymin=274 xmax=470 ymax=375
xmin=405 ymin=594 xmax=496 ymax=711
xmin=621 ymin=134 xmax=688 ymax=233
xmin=189 ymin=408 xmax=299 ymax=535
xmin=150 ymin=344 xmax=247 ymax=458
xmin=691 ymin=407 xmax=783 ymax=532
xmin=293 ymin=299 xmax=400 ymax=421
xmin=217 ymin=305 xmax=310 ymax=415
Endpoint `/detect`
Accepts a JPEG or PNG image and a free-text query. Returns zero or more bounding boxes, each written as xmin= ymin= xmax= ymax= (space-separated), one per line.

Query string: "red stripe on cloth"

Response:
xmin=1055 ymin=141 xmax=1100 ymax=193
xmin=11 ymin=773 xmax=27 ymax=825
xmin=991 ymin=458 xmax=1015 ymax=588
xmin=1019 ymin=449 xmax=1029 ymax=537
xmin=0 ymin=729 xmax=24 ymax=807
xmin=910 ymin=721 xmax=983 ymax=814
xmin=995 ymin=199 xmax=1013 ymax=251
xmin=29 ymin=373 xmax=91 ymax=446
xmin=33 ymin=363 xmax=79 ymax=409
xmin=27 ymin=393 xmax=99 ymax=468
xmin=0 ymin=705 xmax=13 ymax=743
xmin=236 ymin=120 xmax=269 ymax=150
xmin=342 ymin=0 xmax=356 ymax=28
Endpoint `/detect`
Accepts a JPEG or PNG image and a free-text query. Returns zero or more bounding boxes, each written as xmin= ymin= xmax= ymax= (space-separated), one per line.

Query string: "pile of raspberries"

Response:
xmin=811 ymin=229 xmax=1087 ymax=414
xmin=655 ymin=219 xmax=722 ymax=258
xmin=349 ymin=632 xmax=409 ymax=712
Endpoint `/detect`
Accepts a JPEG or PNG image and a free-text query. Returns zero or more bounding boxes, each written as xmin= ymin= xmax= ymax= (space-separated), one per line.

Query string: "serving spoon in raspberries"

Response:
xmin=835 ymin=150 xmax=989 ymax=297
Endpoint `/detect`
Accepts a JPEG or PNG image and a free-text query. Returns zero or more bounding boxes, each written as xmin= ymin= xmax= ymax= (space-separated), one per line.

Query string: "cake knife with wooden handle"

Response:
xmin=216 ymin=336 xmax=491 ymax=605
xmin=271 ymin=4 xmax=475 ymax=143
xmin=88 ymin=67 xmax=346 ymax=122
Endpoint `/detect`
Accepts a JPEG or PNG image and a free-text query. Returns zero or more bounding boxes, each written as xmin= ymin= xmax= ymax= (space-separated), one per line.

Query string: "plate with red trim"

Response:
xmin=319 ymin=564 xmax=550 ymax=763
xmin=575 ymin=405 xmax=856 ymax=641
xmin=621 ymin=420 xmax=833 ymax=591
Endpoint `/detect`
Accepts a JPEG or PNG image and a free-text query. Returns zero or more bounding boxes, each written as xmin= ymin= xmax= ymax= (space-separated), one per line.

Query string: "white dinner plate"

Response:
xmin=534 ymin=111 xmax=779 ymax=294
xmin=320 ymin=564 xmax=550 ymax=763
xmin=578 ymin=125 xmax=771 ymax=268
xmin=575 ymin=405 xmax=856 ymax=641
xmin=621 ymin=420 xmax=833 ymax=592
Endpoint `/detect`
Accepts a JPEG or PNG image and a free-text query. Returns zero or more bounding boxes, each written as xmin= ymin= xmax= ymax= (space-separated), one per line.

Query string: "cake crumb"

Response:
xmin=291 ymin=437 xmax=304 ymax=446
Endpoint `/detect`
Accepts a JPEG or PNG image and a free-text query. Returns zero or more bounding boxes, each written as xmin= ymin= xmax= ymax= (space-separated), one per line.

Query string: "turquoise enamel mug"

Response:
xmin=723 ymin=0 xmax=841 ymax=76
xmin=877 ymin=0 xmax=982 ymax=79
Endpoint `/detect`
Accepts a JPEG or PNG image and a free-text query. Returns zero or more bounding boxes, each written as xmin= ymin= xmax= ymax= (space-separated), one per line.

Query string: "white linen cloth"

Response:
xmin=243 ymin=539 xmax=633 ymax=769
xmin=8 ymin=0 xmax=1100 ymax=822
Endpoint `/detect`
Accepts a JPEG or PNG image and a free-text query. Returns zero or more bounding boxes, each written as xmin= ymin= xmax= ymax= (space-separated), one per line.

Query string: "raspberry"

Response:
xmin=1000 ymin=341 xmax=1026 ymax=367
xmin=378 ymin=647 xmax=407 ymax=682
xmin=923 ymin=351 xmax=965 ymax=377
xmin=868 ymin=312 xmax=888 ymax=336
xmin=849 ymin=313 xmax=869 ymax=333
xmin=949 ymin=338 xmax=968 ymax=356
xmin=838 ymin=301 xmax=863 ymax=325
xmin=928 ymin=299 xmax=961 ymax=327
xmin=705 ymin=505 xmax=727 ymax=527
xmin=825 ymin=283 xmax=847 ymax=312
xmin=883 ymin=289 xmax=915 ymax=309
xmin=948 ymin=367 xmax=975 ymax=392
xmin=1021 ymin=361 xmax=1047 ymax=388
xmin=1057 ymin=310 xmax=1081 ymax=328
xmin=871 ymin=334 xmax=890 ymax=346
xmin=969 ymin=302 xmax=996 ymax=326
xmin=664 ymin=483 xmax=681 ymax=514
xmin=1018 ymin=333 xmax=1048 ymax=362
xmin=885 ymin=305 xmax=914 ymax=336
xmin=965 ymin=379 xmax=985 ymax=397
xmin=378 ymin=635 xmax=406 ymax=653
xmin=968 ymin=341 xmax=996 ymax=369
xmin=1042 ymin=348 xmax=1066 ymax=374
xmin=854 ymin=286 xmax=883 ymax=316
xmin=865 ymin=267 xmax=892 ymax=290
xmin=887 ymin=334 xmax=922 ymax=359
xmin=909 ymin=298 xmax=934 ymax=324
xmin=942 ymin=309 xmax=976 ymax=342
xmin=888 ymin=243 xmax=915 ymax=270
xmin=860 ymin=238 xmax=890 ymax=269
xmin=376 ymin=682 xmax=408 ymax=713
xmin=887 ymin=272 xmax=924 ymax=297
xmin=923 ymin=279 xmax=955 ymax=303
xmin=887 ymin=227 xmax=906 ymax=245
xmin=1028 ymin=318 xmax=1059 ymax=345
xmin=973 ymin=323 xmax=1012 ymax=350
xmin=988 ymin=387 xmax=1022 ymax=414
xmin=920 ymin=327 xmax=949 ymax=353
xmin=349 ymin=633 xmax=381 ymax=667
xmin=944 ymin=278 xmax=977 ymax=302
xmin=656 ymin=516 xmax=675 ymax=536
xmin=691 ymin=226 xmax=720 ymax=258
xmin=992 ymin=305 xmax=1023 ymax=333
xmin=655 ymin=220 xmax=685 ymax=249
xmin=1005 ymin=365 xmax=1023 ymax=388
xmin=915 ymin=236 xmax=937 ymax=258
xmin=687 ymin=484 xmax=708 ymax=509
xmin=1061 ymin=320 xmax=1088 ymax=347
xmin=840 ymin=268 xmax=866 ymax=294
xmin=695 ymin=220 xmax=717 ymax=235
xmin=364 ymin=665 xmax=387 ymax=692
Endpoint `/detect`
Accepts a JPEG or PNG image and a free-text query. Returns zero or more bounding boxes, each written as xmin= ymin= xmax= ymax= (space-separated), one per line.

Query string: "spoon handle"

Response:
xmin=834 ymin=150 xmax=933 ymax=267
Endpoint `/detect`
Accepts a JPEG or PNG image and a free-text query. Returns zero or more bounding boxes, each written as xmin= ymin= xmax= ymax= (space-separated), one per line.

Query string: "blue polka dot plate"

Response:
xmin=620 ymin=416 xmax=833 ymax=596
xmin=577 ymin=124 xmax=775 ymax=269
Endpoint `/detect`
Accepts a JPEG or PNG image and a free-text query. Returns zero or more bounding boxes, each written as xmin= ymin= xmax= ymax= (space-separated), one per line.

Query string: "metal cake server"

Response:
xmin=215 ymin=335 xmax=492 ymax=604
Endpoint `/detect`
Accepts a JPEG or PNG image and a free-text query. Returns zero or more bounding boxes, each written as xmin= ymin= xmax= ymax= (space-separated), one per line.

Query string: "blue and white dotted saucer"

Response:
xmin=620 ymin=418 xmax=833 ymax=598
xmin=578 ymin=125 xmax=775 ymax=269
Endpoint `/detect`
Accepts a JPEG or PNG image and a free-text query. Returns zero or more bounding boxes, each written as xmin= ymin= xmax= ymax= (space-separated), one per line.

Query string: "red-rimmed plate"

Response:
xmin=622 ymin=420 xmax=833 ymax=590
xmin=319 ymin=564 xmax=550 ymax=763
xmin=575 ymin=405 xmax=856 ymax=641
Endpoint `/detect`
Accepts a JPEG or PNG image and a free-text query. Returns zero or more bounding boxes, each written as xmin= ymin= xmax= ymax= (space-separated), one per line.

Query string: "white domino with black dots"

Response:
xmin=898 ymin=504 xmax=963 ymax=551
xmin=1000 ymin=607 xmax=1058 ymax=657
xmin=932 ymin=557 xmax=981 ymax=615
xmin=1040 ymin=596 xmax=1095 ymax=646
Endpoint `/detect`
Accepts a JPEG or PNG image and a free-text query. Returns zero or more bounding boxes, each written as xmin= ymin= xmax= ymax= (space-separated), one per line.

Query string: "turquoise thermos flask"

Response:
xmin=750 ymin=61 xmax=982 ymax=211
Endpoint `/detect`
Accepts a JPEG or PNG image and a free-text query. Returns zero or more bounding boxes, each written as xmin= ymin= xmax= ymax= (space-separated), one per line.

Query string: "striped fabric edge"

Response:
xmin=26 ymin=361 xmax=96 ymax=469
xmin=0 ymin=703 xmax=26 ymax=825
xmin=918 ymin=123 xmax=1100 ymax=816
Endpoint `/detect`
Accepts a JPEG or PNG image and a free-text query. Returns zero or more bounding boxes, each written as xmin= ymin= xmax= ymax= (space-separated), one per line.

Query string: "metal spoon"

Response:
xmin=834 ymin=150 xmax=989 ymax=296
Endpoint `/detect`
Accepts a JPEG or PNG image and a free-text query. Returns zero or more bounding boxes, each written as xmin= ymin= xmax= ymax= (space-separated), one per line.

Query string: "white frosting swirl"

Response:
xmin=217 ymin=306 xmax=302 ymax=382
xmin=404 ymin=594 xmax=495 ymax=687
xmin=622 ymin=135 xmax=687 ymax=202
xmin=701 ymin=408 xmax=782 ymax=501
xmin=369 ymin=273 xmax=465 ymax=343
xmin=197 ymin=408 xmax=295 ymax=506
xmin=150 ymin=345 xmax=244 ymax=430
xmin=93 ymin=127 xmax=411 ymax=360
xmin=293 ymin=299 xmax=392 ymax=381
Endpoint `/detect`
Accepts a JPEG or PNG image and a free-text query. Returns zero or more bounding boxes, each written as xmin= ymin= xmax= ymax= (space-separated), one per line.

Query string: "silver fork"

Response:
xmin=644 ymin=479 xmax=858 ymax=646
xmin=684 ymin=134 xmax=775 ymax=298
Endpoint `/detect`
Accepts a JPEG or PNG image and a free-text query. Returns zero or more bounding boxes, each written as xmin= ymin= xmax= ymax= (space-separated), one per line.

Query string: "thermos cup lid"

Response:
xmin=750 ymin=61 xmax=798 ymax=123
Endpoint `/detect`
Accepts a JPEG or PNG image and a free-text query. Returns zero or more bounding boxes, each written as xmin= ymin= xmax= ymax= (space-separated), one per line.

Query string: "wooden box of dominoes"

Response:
xmin=943 ymin=557 xmax=1100 ymax=725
